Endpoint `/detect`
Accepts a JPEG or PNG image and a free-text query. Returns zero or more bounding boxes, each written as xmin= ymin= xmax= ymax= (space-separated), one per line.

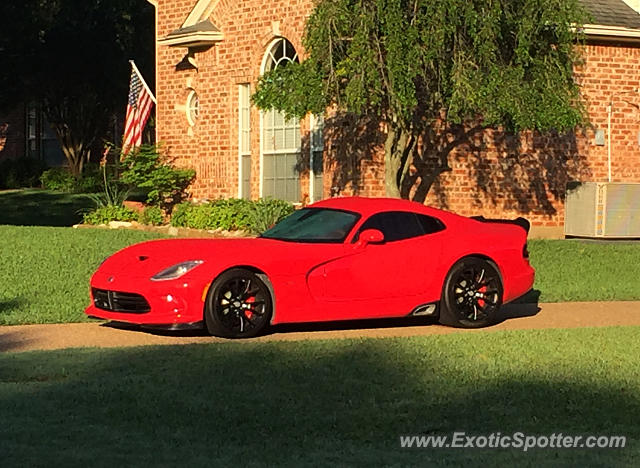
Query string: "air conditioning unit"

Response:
xmin=565 ymin=182 xmax=640 ymax=237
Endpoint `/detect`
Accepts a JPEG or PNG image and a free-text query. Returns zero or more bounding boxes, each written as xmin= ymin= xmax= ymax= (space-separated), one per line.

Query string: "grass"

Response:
xmin=0 ymin=189 xmax=95 ymax=226
xmin=0 ymin=226 xmax=165 ymax=325
xmin=1 ymin=327 xmax=638 ymax=466
xmin=528 ymin=239 xmax=640 ymax=302
xmin=1 ymin=224 xmax=640 ymax=325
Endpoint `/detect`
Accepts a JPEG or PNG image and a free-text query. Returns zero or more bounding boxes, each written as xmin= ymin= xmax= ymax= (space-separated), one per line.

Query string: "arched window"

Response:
xmin=186 ymin=90 xmax=199 ymax=126
xmin=260 ymin=38 xmax=301 ymax=202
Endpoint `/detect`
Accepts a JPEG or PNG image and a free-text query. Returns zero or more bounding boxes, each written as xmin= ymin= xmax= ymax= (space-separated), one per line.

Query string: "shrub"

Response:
xmin=208 ymin=198 xmax=253 ymax=230
xmin=138 ymin=205 xmax=164 ymax=226
xmin=84 ymin=153 xmax=132 ymax=210
xmin=121 ymin=145 xmax=195 ymax=210
xmin=86 ymin=183 xmax=130 ymax=209
xmin=170 ymin=198 xmax=293 ymax=233
xmin=40 ymin=163 xmax=109 ymax=194
xmin=179 ymin=204 xmax=215 ymax=230
xmin=170 ymin=199 xmax=252 ymax=231
xmin=73 ymin=175 xmax=102 ymax=193
xmin=246 ymin=198 xmax=294 ymax=233
xmin=83 ymin=205 xmax=138 ymax=225
xmin=40 ymin=167 xmax=75 ymax=192
xmin=74 ymin=163 xmax=105 ymax=193
xmin=0 ymin=157 xmax=48 ymax=189
xmin=170 ymin=202 xmax=191 ymax=227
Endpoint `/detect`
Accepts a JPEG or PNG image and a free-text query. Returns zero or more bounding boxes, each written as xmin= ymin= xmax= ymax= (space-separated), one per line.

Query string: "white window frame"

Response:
xmin=238 ymin=83 xmax=251 ymax=198
xmin=186 ymin=90 xmax=199 ymax=126
xmin=259 ymin=37 xmax=300 ymax=200
xmin=309 ymin=114 xmax=324 ymax=203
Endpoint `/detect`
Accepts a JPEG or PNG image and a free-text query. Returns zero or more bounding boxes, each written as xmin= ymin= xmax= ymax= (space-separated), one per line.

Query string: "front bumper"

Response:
xmin=85 ymin=272 xmax=209 ymax=325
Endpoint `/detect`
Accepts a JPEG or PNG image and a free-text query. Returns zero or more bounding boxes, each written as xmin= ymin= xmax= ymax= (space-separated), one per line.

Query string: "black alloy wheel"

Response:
xmin=439 ymin=257 xmax=503 ymax=328
xmin=205 ymin=269 xmax=273 ymax=338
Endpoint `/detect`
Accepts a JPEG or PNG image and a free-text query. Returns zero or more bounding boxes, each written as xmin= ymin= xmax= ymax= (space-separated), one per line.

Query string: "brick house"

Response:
xmin=0 ymin=104 xmax=64 ymax=166
xmin=149 ymin=0 xmax=640 ymax=228
xmin=0 ymin=107 xmax=25 ymax=162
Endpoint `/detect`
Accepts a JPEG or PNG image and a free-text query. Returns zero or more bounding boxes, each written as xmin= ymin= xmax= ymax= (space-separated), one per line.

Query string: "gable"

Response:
xmin=180 ymin=0 xmax=220 ymax=29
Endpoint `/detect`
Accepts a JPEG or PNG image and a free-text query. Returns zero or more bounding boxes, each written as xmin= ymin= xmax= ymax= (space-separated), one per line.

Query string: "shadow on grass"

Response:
xmin=0 ymin=189 xmax=94 ymax=226
xmin=0 ymin=298 xmax=24 ymax=314
xmin=511 ymin=289 xmax=542 ymax=305
xmin=0 ymin=335 xmax=637 ymax=465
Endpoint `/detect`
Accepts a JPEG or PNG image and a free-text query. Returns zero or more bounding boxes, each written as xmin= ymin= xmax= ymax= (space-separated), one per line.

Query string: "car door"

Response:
xmin=309 ymin=211 xmax=445 ymax=313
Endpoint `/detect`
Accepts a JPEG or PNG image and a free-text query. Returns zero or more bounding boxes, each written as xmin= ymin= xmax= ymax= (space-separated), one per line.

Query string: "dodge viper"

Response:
xmin=86 ymin=197 xmax=535 ymax=337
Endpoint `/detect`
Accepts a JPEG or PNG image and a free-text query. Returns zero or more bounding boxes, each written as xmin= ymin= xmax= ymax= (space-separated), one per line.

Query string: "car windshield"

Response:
xmin=260 ymin=208 xmax=360 ymax=243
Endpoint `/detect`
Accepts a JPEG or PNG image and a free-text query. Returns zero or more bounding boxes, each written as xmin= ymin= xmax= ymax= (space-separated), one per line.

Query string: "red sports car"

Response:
xmin=86 ymin=197 xmax=534 ymax=338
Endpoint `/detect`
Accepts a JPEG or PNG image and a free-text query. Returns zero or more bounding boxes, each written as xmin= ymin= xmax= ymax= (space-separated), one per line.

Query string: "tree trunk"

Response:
xmin=44 ymin=94 xmax=103 ymax=179
xmin=53 ymin=124 xmax=89 ymax=178
xmin=383 ymin=124 xmax=414 ymax=198
xmin=409 ymin=124 xmax=485 ymax=203
xmin=384 ymin=127 xmax=401 ymax=197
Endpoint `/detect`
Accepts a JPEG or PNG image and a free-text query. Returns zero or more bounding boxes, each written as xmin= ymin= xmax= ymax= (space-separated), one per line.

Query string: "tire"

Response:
xmin=204 ymin=268 xmax=273 ymax=338
xmin=439 ymin=257 xmax=503 ymax=328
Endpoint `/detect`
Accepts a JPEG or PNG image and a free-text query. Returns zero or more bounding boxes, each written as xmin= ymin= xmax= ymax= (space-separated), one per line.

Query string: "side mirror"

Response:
xmin=359 ymin=229 xmax=384 ymax=245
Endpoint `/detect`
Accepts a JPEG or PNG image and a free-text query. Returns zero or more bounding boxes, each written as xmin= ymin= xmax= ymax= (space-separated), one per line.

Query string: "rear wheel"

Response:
xmin=439 ymin=258 xmax=503 ymax=328
xmin=205 ymin=269 xmax=273 ymax=338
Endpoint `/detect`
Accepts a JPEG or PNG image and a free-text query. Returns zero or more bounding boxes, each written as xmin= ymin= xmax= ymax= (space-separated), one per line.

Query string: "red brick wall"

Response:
xmin=326 ymin=43 xmax=640 ymax=226
xmin=0 ymin=106 xmax=26 ymax=161
xmin=579 ymin=43 xmax=640 ymax=184
xmin=156 ymin=0 xmax=312 ymax=201
xmin=426 ymin=43 xmax=640 ymax=227
xmin=155 ymin=1 xmax=640 ymax=226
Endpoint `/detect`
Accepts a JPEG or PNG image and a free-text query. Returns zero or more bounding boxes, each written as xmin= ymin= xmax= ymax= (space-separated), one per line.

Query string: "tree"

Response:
xmin=253 ymin=0 xmax=590 ymax=200
xmin=0 ymin=0 xmax=154 ymax=177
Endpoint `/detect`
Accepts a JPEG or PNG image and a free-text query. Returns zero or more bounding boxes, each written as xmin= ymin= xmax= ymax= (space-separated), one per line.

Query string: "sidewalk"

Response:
xmin=1 ymin=301 xmax=639 ymax=353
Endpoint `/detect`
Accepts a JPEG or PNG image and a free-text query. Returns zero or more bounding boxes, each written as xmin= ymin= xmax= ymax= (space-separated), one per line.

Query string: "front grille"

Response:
xmin=92 ymin=288 xmax=151 ymax=314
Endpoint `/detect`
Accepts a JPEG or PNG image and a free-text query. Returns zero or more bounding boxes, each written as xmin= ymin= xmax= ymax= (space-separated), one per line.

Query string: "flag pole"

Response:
xmin=129 ymin=60 xmax=157 ymax=105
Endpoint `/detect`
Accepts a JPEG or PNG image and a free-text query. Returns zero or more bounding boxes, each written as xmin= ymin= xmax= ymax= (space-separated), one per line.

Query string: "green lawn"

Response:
xmin=1 ymin=328 xmax=638 ymax=466
xmin=0 ymin=226 xmax=165 ymax=325
xmin=0 ymin=189 xmax=96 ymax=226
xmin=1 ymin=224 xmax=640 ymax=325
xmin=528 ymin=239 xmax=640 ymax=302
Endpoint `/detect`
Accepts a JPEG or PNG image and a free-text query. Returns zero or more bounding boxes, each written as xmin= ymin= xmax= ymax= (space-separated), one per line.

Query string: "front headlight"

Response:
xmin=151 ymin=260 xmax=204 ymax=281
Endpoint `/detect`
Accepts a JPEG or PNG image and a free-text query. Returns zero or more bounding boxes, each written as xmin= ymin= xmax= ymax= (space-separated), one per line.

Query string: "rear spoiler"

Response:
xmin=470 ymin=216 xmax=530 ymax=234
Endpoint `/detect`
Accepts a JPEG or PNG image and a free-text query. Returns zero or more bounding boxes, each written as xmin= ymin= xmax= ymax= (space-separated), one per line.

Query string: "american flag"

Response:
xmin=122 ymin=62 xmax=155 ymax=155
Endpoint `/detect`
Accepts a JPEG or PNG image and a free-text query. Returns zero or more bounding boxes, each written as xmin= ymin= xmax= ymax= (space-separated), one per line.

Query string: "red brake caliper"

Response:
xmin=245 ymin=296 xmax=255 ymax=319
xmin=477 ymin=286 xmax=487 ymax=307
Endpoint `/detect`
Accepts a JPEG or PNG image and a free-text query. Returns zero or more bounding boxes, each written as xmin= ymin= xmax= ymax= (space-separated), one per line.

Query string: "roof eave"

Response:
xmin=583 ymin=23 xmax=640 ymax=42
xmin=159 ymin=32 xmax=224 ymax=48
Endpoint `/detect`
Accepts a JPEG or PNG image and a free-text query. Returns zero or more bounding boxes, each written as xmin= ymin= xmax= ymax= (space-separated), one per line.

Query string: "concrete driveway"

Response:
xmin=1 ymin=301 xmax=639 ymax=353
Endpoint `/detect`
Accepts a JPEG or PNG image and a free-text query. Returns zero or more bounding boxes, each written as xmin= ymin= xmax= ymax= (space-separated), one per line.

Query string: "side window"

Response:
xmin=416 ymin=214 xmax=446 ymax=234
xmin=356 ymin=211 xmax=425 ymax=242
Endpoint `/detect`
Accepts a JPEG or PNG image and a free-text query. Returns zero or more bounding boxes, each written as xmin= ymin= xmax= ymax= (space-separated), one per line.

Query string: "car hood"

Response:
xmin=98 ymin=237 xmax=348 ymax=279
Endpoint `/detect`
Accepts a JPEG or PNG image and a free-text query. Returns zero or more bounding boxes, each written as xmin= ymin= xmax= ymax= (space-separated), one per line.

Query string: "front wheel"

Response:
xmin=439 ymin=258 xmax=503 ymax=328
xmin=204 ymin=269 xmax=273 ymax=338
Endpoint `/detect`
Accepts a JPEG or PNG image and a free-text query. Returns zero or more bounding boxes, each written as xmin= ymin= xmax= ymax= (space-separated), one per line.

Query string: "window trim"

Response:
xmin=238 ymin=83 xmax=251 ymax=199
xmin=259 ymin=37 xmax=301 ymax=202
xmin=309 ymin=114 xmax=324 ymax=203
xmin=186 ymin=90 xmax=199 ymax=126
